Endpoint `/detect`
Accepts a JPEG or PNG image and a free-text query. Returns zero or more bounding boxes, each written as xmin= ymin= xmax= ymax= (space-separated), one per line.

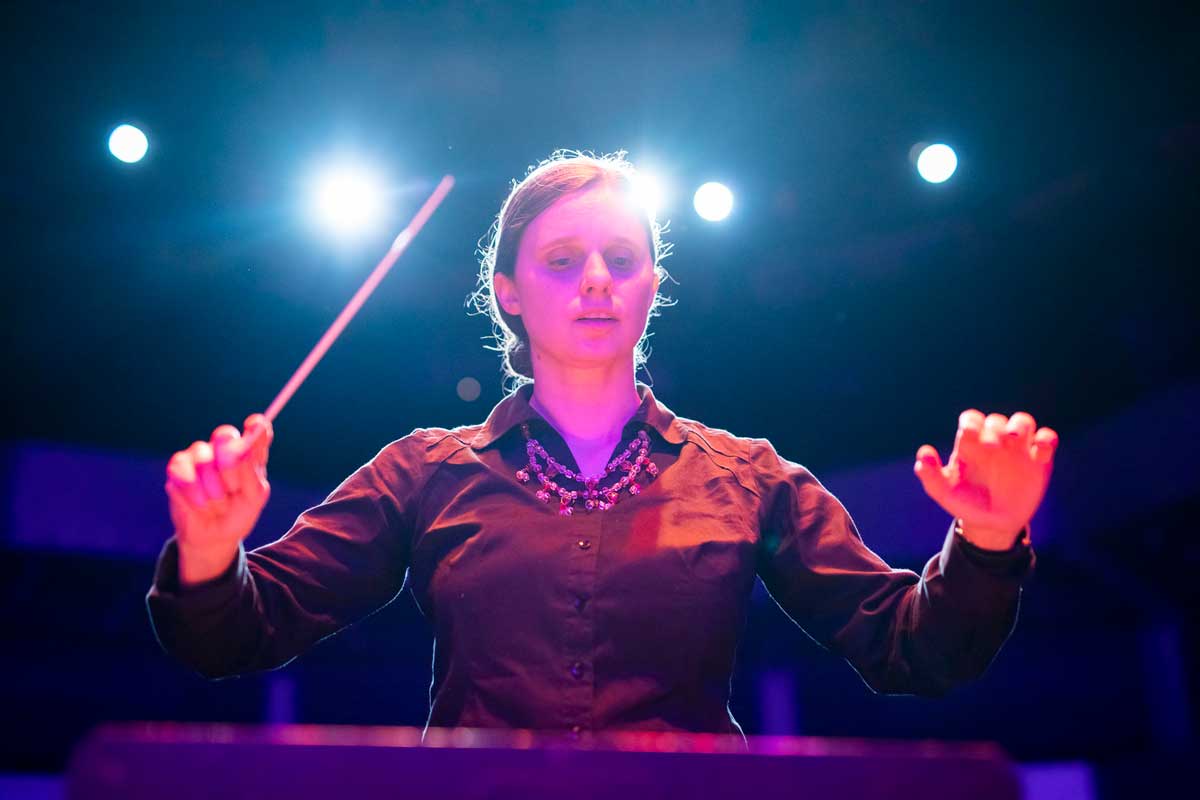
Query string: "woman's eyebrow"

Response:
xmin=536 ymin=236 xmax=582 ymax=255
xmin=608 ymin=236 xmax=641 ymax=250
xmin=535 ymin=234 xmax=643 ymax=256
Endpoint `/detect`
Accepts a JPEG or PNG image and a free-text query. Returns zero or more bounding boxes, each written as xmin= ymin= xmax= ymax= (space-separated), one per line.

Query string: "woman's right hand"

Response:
xmin=165 ymin=413 xmax=274 ymax=587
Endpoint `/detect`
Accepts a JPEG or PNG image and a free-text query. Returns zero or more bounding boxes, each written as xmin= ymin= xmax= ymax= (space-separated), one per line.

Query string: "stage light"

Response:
xmin=693 ymin=182 xmax=733 ymax=222
xmin=629 ymin=172 xmax=665 ymax=221
xmin=916 ymin=143 xmax=958 ymax=184
xmin=307 ymin=163 xmax=387 ymax=240
xmin=108 ymin=124 xmax=148 ymax=163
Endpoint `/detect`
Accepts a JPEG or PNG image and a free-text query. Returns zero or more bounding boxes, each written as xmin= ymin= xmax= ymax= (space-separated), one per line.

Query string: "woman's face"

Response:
xmin=495 ymin=182 xmax=659 ymax=374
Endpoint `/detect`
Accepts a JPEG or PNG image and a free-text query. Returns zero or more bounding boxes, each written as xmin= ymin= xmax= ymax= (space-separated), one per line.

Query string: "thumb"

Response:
xmin=234 ymin=449 xmax=270 ymax=504
xmin=914 ymin=445 xmax=951 ymax=504
xmin=243 ymin=414 xmax=273 ymax=468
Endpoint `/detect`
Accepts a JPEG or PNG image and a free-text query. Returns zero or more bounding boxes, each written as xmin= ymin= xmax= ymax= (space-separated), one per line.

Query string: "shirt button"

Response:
xmin=574 ymin=595 xmax=587 ymax=611
xmin=570 ymin=661 xmax=585 ymax=679
xmin=577 ymin=539 xmax=591 ymax=550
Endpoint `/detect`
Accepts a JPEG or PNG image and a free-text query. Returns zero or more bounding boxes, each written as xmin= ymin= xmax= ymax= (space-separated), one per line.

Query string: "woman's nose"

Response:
xmin=580 ymin=251 xmax=612 ymax=295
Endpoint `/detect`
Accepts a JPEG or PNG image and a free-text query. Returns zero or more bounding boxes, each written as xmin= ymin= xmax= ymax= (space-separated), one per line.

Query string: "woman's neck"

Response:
xmin=527 ymin=359 xmax=641 ymax=448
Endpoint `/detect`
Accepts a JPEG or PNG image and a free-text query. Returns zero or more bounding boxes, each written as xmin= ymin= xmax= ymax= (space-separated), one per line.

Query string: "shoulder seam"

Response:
xmin=676 ymin=417 xmax=756 ymax=463
xmin=376 ymin=428 xmax=474 ymax=538
xmin=676 ymin=423 xmax=763 ymax=498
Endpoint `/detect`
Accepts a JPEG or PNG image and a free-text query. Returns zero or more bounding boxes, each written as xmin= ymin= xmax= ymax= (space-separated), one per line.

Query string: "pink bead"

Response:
xmin=585 ymin=499 xmax=596 ymax=511
xmin=629 ymin=483 xmax=641 ymax=495
xmin=516 ymin=469 xmax=530 ymax=483
xmin=559 ymin=503 xmax=573 ymax=517
xmin=646 ymin=462 xmax=658 ymax=476
xmin=536 ymin=489 xmax=550 ymax=503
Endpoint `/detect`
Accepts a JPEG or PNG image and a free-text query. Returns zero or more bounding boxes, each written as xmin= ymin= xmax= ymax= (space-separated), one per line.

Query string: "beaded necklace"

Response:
xmin=517 ymin=421 xmax=659 ymax=516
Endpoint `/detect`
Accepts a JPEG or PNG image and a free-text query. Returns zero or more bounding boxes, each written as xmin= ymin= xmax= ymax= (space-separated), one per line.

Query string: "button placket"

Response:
xmin=561 ymin=513 xmax=599 ymax=729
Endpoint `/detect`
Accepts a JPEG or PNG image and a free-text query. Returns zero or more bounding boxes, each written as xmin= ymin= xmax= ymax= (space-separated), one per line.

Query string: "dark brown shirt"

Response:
xmin=147 ymin=382 xmax=1035 ymax=746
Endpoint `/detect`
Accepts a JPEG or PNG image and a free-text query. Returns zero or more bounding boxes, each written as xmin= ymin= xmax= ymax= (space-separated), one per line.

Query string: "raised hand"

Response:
xmin=164 ymin=413 xmax=274 ymax=586
xmin=913 ymin=410 xmax=1058 ymax=551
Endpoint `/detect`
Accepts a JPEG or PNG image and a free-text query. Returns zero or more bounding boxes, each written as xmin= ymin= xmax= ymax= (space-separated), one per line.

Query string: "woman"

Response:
xmin=148 ymin=151 xmax=1057 ymax=746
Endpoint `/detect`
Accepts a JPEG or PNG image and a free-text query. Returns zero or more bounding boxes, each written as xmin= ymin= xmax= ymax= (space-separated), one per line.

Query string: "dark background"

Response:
xmin=3 ymin=2 xmax=1197 ymax=796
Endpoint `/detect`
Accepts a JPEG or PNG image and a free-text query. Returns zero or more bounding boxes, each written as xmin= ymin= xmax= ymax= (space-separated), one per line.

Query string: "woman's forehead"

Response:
xmin=524 ymin=184 xmax=648 ymax=248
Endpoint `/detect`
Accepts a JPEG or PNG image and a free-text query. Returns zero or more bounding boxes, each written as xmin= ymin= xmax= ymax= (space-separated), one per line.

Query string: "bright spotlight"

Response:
xmin=693 ymin=182 xmax=733 ymax=222
xmin=308 ymin=163 xmax=387 ymax=239
xmin=916 ymin=143 xmax=958 ymax=184
xmin=629 ymin=173 xmax=665 ymax=220
xmin=108 ymin=124 xmax=148 ymax=163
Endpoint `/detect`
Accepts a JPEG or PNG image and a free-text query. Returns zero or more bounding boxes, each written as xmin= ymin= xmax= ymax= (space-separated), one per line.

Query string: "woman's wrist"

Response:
xmin=178 ymin=540 xmax=240 ymax=588
xmin=954 ymin=517 xmax=1028 ymax=552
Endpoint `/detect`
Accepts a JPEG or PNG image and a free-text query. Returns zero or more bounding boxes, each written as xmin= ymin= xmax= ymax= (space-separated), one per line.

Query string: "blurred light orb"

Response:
xmin=916 ymin=144 xmax=958 ymax=184
xmin=629 ymin=173 xmax=665 ymax=221
xmin=456 ymin=376 xmax=481 ymax=402
xmin=308 ymin=164 xmax=386 ymax=239
xmin=108 ymin=124 xmax=148 ymax=163
xmin=693 ymin=182 xmax=733 ymax=222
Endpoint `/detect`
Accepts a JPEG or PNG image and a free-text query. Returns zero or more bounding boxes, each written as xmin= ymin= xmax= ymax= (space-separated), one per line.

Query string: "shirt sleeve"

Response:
xmin=145 ymin=434 xmax=430 ymax=680
xmin=751 ymin=439 xmax=1036 ymax=697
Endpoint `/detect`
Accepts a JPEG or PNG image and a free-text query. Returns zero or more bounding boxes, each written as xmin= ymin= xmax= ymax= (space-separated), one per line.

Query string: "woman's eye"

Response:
xmin=547 ymin=254 xmax=574 ymax=269
xmin=608 ymin=250 xmax=636 ymax=268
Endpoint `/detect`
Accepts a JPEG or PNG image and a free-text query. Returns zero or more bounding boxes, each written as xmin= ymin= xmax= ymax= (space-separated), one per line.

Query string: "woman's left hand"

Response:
xmin=913 ymin=410 xmax=1059 ymax=551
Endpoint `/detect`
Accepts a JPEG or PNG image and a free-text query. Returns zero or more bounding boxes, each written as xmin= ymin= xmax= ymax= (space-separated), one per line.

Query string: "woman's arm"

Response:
xmin=145 ymin=434 xmax=429 ymax=680
xmin=753 ymin=439 xmax=1035 ymax=697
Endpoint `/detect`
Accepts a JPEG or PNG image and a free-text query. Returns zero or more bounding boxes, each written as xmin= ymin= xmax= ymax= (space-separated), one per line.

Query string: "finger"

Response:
xmin=953 ymin=409 xmax=985 ymax=466
xmin=166 ymin=451 xmax=207 ymax=508
xmin=1031 ymin=427 xmax=1060 ymax=465
xmin=243 ymin=413 xmax=273 ymax=467
xmin=914 ymin=445 xmax=951 ymax=504
xmin=164 ymin=480 xmax=193 ymax=531
xmin=1005 ymin=412 xmax=1036 ymax=451
xmin=981 ymin=413 xmax=1008 ymax=447
xmin=915 ymin=444 xmax=944 ymax=470
xmin=189 ymin=440 xmax=227 ymax=505
xmin=212 ymin=424 xmax=248 ymax=495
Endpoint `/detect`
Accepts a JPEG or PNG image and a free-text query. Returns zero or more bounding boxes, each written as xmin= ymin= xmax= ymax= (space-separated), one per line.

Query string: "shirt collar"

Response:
xmin=468 ymin=381 xmax=687 ymax=450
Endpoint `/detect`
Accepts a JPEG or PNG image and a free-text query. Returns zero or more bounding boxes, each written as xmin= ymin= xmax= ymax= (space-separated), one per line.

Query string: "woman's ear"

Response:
xmin=494 ymin=272 xmax=521 ymax=316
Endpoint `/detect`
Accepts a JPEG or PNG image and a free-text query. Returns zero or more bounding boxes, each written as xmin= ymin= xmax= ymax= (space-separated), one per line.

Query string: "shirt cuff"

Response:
xmin=942 ymin=519 xmax=1036 ymax=580
xmin=148 ymin=535 xmax=248 ymax=616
